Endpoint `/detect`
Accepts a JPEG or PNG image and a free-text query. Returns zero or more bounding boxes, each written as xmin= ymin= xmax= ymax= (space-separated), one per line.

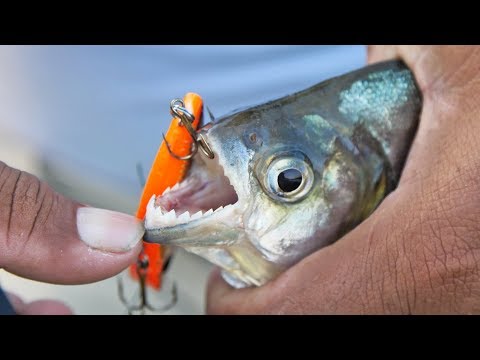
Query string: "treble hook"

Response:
xmin=117 ymin=252 xmax=178 ymax=315
xmin=162 ymin=98 xmax=215 ymax=160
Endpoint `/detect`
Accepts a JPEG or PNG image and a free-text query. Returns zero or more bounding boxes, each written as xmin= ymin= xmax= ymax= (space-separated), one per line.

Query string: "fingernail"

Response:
xmin=76 ymin=207 xmax=144 ymax=252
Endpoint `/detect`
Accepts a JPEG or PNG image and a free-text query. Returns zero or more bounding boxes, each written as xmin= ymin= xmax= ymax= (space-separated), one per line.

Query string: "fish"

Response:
xmin=142 ymin=60 xmax=423 ymax=288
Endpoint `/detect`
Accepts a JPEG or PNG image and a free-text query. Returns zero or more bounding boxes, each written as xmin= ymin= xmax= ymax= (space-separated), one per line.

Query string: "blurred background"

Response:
xmin=0 ymin=45 xmax=366 ymax=314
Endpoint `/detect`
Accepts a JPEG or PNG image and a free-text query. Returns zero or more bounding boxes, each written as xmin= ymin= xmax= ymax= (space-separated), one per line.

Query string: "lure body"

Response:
xmin=128 ymin=93 xmax=203 ymax=290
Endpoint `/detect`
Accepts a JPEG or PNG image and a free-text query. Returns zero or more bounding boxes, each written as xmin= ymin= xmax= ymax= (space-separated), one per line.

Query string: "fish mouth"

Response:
xmin=143 ymin=142 xmax=243 ymax=245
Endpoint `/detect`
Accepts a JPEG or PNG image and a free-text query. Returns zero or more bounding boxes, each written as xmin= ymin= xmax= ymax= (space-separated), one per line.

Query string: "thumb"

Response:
xmin=0 ymin=161 xmax=143 ymax=284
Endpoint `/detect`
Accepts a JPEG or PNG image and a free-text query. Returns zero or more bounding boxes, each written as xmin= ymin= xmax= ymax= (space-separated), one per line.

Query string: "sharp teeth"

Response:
xmin=162 ymin=186 xmax=171 ymax=195
xmin=147 ymin=195 xmax=156 ymax=213
xmin=163 ymin=209 xmax=176 ymax=225
xmin=214 ymin=206 xmax=224 ymax=213
xmin=177 ymin=211 xmax=190 ymax=223
xmin=204 ymin=209 xmax=214 ymax=216
xmin=154 ymin=206 xmax=163 ymax=217
xmin=191 ymin=211 xmax=203 ymax=220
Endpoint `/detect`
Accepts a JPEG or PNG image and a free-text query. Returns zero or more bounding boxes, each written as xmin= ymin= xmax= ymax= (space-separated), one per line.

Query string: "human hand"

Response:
xmin=207 ymin=45 xmax=480 ymax=314
xmin=0 ymin=161 xmax=143 ymax=314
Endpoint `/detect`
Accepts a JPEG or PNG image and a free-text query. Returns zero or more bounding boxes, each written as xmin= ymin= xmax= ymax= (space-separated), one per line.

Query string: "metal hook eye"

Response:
xmin=163 ymin=98 xmax=215 ymax=160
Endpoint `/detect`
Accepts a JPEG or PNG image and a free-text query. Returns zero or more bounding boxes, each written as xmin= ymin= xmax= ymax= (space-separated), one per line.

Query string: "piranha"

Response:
xmin=143 ymin=60 xmax=423 ymax=288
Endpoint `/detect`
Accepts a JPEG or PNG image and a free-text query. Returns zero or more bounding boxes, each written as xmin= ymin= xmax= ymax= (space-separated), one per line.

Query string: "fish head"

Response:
xmin=143 ymin=60 xmax=422 ymax=287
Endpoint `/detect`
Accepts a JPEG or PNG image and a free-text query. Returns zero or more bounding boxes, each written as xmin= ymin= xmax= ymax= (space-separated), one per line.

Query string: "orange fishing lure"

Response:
xmin=129 ymin=93 xmax=203 ymax=290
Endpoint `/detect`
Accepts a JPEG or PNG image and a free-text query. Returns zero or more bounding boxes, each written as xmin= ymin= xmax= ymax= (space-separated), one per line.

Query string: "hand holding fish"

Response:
xmin=0 ymin=161 xmax=144 ymax=314
xmin=206 ymin=46 xmax=480 ymax=314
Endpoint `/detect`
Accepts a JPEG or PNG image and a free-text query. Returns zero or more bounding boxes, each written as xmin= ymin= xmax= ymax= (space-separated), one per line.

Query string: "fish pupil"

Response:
xmin=278 ymin=169 xmax=302 ymax=193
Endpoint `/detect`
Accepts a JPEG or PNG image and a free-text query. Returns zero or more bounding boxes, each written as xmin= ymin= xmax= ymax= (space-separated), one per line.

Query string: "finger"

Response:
xmin=206 ymin=267 xmax=279 ymax=315
xmin=0 ymin=161 xmax=143 ymax=284
xmin=5 ymin=290 xmax=73 ymax=314
xmin=20 ymin=300 xmax=73 ymax=315
xmin=206 ymin=268 xmax=235 ymax=313
xmin=4 ymin=290 xmax=24 ymax=314
xmin=367 ymin=45 xmax=424 ymax=67
xmin=367 ymin=45 xmax=400 ymax=64
xmin=366 ymin=45 xmax=431 ymax=92
xmin=367 ymin=45 xmax=480 ymax=98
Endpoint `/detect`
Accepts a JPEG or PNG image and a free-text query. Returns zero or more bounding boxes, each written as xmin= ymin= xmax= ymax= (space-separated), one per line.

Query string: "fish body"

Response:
xmin=143 ymin=60 xmax=422 ymax=288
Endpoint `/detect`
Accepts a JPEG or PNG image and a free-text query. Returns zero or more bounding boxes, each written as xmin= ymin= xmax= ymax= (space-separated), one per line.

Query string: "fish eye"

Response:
xmin=264 ymin=153 xmax=314 ymax=203
xmin=277 ymin=168 xmax=302 ymax=192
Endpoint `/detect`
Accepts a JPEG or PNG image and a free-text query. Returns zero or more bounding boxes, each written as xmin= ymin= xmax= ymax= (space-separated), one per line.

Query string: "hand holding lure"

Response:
xmin=118 ymin=93 xmax=204 ymax=314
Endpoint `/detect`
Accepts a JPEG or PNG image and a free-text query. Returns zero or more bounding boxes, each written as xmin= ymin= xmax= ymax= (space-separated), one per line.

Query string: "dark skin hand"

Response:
xmin=0 ymin=161 xmax=144 ymax=314
xmin=207 ymin=45 xmax=480 ymax=314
